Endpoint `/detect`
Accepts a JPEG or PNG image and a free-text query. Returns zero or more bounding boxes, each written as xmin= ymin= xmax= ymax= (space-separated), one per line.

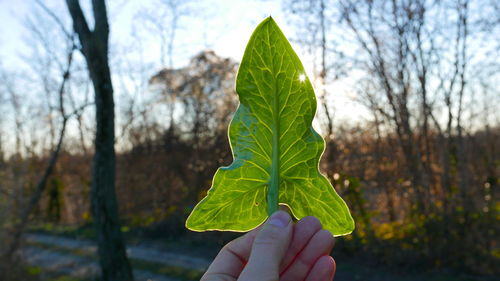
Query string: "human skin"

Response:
xmin=202 ymin=211 xmax=336 ymax=281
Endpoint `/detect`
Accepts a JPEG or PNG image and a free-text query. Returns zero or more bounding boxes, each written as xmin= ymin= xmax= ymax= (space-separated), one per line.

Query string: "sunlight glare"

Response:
xmin=299 ymin=73 xmax=306 ymax=82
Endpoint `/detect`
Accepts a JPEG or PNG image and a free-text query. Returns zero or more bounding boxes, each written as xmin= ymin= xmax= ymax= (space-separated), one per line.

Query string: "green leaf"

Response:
xmin=186 ymin=17 xmax=354 ymax=236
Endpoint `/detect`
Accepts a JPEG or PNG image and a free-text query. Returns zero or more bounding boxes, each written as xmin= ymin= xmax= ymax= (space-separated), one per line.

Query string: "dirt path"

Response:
xmin=22 ymin=233 xmax=211 ymax=281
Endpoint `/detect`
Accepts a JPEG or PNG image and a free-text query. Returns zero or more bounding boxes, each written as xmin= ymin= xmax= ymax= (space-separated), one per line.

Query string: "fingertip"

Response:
xmin=240 ymin=211 xmax=293 ymax=281
xmin=268 ymin=210 xmax=292 ymax=228
xmin=317 ymin=229 xmax=335 ymax=250
xmin=323 ymin=255 xmax=336 ymax=279
xmin=281 ymin=227 xmax=336 ymax=280
xmin=305 ymin=255 xmax=336 ymax=281
xmin=297 ymin=216 xmax=322 ymax=229
xmin=280 ymin=216 xmax=322 ymax=272
xmin=331 ymin=256 xmax=336 ymax=277
xmin=319 ymin=228 xmax=333 ymax=238
xmin=324 ymin=256 xmax=336 ymax=281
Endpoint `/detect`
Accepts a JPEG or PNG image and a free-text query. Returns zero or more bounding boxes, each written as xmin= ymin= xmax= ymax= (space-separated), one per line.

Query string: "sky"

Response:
xmin=0 ymin=0 xmax=372 ymax=152
xmin=0 ymin=0 xmax=498 ymax=156
xmin=0 ymin=0 xmax=287 ymax=69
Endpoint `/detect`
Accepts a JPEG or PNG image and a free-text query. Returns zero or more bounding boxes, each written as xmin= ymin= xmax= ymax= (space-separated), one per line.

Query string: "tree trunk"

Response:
xmin=66 ymin=1 xmax=134 ymax=280
xmin=90 ymin=63 xmax=133 ymax=281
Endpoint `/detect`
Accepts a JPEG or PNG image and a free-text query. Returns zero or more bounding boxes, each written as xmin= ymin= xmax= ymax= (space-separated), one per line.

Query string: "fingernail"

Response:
xmin=268 ymin=211 xmax=290 ymax=228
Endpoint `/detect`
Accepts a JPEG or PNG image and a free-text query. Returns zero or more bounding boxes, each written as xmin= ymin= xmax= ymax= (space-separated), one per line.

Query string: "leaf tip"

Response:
xmin=262 ymin=15 xmax=277 ymax=26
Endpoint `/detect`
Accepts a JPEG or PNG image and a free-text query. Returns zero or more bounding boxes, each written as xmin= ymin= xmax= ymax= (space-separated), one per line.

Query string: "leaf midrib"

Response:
xmin=268 ymin=21 xmax=280 ymax=215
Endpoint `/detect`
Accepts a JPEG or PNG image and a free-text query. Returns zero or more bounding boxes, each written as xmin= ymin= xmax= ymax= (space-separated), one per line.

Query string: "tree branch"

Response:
xmin=66 ymin=0 xmax=92 ymax=55
xmin=34 ymin=0 xmax=73 ymax=41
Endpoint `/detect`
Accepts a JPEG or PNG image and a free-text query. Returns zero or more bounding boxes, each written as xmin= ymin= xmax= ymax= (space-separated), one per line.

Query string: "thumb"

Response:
xmin=239 ymin=211 xmax=293 ymax=281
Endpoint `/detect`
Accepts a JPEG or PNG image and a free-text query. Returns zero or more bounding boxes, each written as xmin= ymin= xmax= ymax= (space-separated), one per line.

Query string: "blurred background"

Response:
xmin=0 ymin=0 xmax=498 ymax=280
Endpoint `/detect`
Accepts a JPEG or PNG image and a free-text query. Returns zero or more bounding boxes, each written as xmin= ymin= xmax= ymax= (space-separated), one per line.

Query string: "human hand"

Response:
xmin=202 ymin=211 xmax=336 ymax=281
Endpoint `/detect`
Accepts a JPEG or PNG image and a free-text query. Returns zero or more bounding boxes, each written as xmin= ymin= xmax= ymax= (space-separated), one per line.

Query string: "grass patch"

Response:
xmin=29 ymin=223 xmax=96 ymax=240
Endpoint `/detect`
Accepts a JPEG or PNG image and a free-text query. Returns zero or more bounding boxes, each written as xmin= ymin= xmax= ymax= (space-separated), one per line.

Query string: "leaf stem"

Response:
xmin=268 ymin=153 xmax=279 ymax=215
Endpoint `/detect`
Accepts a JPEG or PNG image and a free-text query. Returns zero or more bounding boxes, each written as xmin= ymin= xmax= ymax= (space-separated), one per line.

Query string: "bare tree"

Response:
xmin=0 ymin=0 xmax=95 ymax=259
xmin=339 ymin=0 xmax=443 ymax=214
xmin=134 ymin=0 xmax=193 ymax=147
xmin=137 ymin=0 xmax=192 ymax=68
xmin=284 ymin=0 xmax=345 ymax=138
xmin=149 ymin=50 xmax=238 ymax=204
xmin=65 ymin=1 xmax=134 ymax=280
xmin=2 ymin=45 xmax=75 ymax=260
xmin=284 ymin=0 xmax=356 ymax=190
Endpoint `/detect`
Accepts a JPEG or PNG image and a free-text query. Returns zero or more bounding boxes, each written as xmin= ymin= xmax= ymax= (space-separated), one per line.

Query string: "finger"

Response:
xmin=239 ymin=211 xmax=293 ymax=281
xmin=201 ymin=226 xmax=261 ymax=281
xmin=281 ymin=216 xmax=322 ymax=273
xmin=280 ymin=229 xmax=335 ymax=281
xmin=305 ymin=255 xmax=336 ymax=281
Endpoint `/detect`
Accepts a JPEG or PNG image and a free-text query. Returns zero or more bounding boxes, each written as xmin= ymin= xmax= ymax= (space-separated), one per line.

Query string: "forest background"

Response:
xmin=0 ymin=0 xmax=498 ymax=280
